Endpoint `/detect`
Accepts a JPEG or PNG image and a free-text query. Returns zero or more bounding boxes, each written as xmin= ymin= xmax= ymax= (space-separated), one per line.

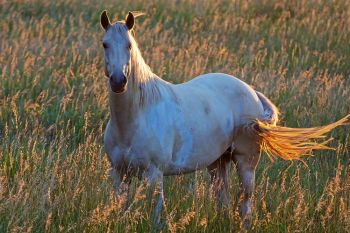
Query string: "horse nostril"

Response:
xmin=122 ymin=76 xmax=127 ymax=84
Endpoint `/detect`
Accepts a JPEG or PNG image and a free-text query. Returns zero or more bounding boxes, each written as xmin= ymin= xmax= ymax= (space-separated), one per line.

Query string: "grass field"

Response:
xmin=1 ymin=0 xmax=350 ymax=232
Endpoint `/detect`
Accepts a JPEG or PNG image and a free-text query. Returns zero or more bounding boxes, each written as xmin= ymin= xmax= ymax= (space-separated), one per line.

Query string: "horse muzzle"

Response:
xmin=109 ymin=74 xmax=127 ymax=93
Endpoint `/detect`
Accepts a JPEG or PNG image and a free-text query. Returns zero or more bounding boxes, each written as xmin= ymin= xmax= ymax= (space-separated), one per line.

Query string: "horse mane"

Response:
xmin=128 ymin=31 xmax=162 ymax=106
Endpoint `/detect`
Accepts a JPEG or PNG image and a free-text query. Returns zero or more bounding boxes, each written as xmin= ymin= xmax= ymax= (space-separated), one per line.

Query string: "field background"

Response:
xmin=1 ymin=0 xmax=350 ymax=232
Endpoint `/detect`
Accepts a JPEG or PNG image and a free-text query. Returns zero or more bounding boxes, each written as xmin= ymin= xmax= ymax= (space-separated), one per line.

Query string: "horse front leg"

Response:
xmin=144 ymin=164 xmax=164 ymax=227
xmin=109 ymin=167 xmax=131 ymax=210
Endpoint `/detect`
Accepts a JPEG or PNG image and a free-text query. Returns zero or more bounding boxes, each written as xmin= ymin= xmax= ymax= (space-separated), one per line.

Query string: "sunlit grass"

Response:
xmin=1 ymin=0 xmax=350 ymax=232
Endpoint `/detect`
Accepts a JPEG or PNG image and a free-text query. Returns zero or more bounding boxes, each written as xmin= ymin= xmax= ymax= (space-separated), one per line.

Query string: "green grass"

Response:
xmin=1 ymin=0 xmax=350 ymax=232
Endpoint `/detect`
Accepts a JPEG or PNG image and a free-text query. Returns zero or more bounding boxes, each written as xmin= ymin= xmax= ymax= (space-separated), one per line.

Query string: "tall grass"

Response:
xmin=1 ymin=0 xmax=350 ymax=232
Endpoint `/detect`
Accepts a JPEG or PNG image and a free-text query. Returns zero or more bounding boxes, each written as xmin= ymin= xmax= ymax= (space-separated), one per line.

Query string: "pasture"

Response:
xmin=1 ymin=0 xmax=350 ymax=232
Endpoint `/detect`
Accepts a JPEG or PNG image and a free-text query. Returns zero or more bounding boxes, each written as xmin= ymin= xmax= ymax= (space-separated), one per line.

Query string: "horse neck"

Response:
xmin=108 ymin=89 xmax=137 ymax=134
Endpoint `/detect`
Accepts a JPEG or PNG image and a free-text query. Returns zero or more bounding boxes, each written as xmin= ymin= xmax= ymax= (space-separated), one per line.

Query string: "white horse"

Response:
xmin=100 ymin=11 xmax=349 ymax=226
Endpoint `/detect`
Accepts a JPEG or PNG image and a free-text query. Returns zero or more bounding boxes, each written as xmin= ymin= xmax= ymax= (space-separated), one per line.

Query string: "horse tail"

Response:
xmin=245 ymin=115 xmax=350 ymax=161
xmin=249 ymin=91 xmax=349 ymax=160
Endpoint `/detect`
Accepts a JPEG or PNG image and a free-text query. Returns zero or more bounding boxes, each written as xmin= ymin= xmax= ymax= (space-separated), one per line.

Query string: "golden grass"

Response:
xmin=1 ymin=0 xmax=350 ymax=232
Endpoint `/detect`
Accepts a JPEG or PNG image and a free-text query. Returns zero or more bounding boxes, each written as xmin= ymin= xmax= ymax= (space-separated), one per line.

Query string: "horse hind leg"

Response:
xmin=232 ymin=134 xmax=261 ymax=228
xmin=207 ymin=147 xmax=232 ymax=211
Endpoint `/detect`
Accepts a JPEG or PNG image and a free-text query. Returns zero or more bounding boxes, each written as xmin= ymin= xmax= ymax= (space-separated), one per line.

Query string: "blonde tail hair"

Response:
xmin=249 ymin=115 xmax=350 ymax=161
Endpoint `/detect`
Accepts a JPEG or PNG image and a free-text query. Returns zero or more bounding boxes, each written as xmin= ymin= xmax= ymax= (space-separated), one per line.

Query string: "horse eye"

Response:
xmin=102 ymin=43 xmax=108 ymax=49
xmin=128 ymin=43 xmax=132 ymax=50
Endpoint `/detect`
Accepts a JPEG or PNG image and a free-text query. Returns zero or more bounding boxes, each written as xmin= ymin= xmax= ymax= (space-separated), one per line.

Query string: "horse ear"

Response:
xmin=125 ymin=11 xmax=135 ymax=30
xmin=100 ymin=10 xmax=110 ymax=30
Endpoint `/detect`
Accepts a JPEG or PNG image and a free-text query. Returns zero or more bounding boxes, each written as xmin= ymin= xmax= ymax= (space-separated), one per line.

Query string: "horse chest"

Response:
xmin=106 ymin=145 xmax=149 ymax=171
xmin=106 ymin=134 xmax=171 ymax=173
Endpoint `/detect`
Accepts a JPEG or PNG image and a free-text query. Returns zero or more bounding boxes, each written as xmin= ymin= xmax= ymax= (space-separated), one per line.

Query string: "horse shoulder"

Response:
xmin=130 ymin=98 xmax=178 ymax=162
